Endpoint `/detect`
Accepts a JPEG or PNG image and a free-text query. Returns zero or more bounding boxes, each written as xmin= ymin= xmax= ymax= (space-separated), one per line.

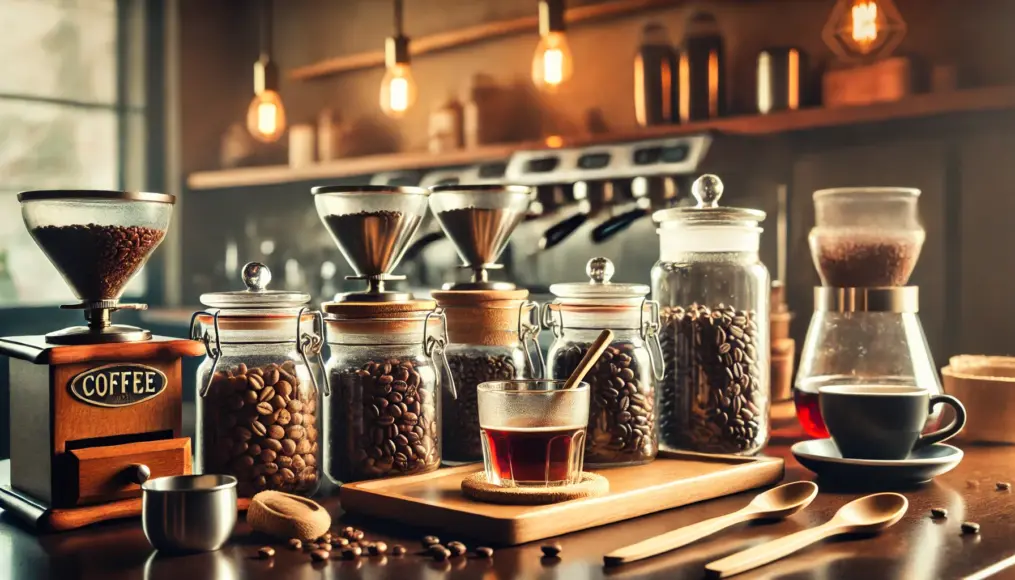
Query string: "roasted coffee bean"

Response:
xmin=962 ymin=521 xmax=981 ymax=534
xmin=444 ymin=353 xmax=519 ymax=462
xmin=552 ymin=343 xmax=657 ymax=465
xmin=429 ymin=545 xmax=451 ymax=561
xmin=659 ymin=303 xmax=768 ymax=455
xmin=369 ymin=541 xmax=388 ymax=555
xmin=30 ymin=224 xmax=167 ymax=300
xmin=391 ymin=545 xmax=407 ymax=556
xmin=333 ymin=537 xmax=349 ymax=547
xmin=997 ymin=482 xmax=1011 ymax=491
xmin=541 ymin=542 xmax=563 ymax=557
xmin=930 ymin=508 xmax=948 ymax=519
xmin=199 ymin=362 xmax=320 ymax=498
xmin=311 ymin=549 xmax=331 ymax=562
xmin=288 ymin=538 xmax=303 ymax=550
xmin=421 ymin=535 xmax=441 ymax=548
xmin=257 ymin=546 xmax=275 ymax=559
xmin=475 ymin=546 xmax=494 ymax=559
xmin=329 ymin=358 xmax=440 ymax=481
xmin=446 ymin=541 xmax=467 ymax=557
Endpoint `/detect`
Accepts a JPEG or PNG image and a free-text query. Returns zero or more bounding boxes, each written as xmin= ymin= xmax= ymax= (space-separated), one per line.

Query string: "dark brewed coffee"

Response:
xmin=481 ymin=425 xmax=586 ymax=485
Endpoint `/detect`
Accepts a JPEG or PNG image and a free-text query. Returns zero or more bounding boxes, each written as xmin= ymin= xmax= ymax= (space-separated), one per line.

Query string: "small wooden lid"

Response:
xmin=322 ymin=299 xmax=437 ymax=319
xmin=460 ymin=472 xmax=609 ymax=505
xmin=431 ymin=288 xmax=530 ymax=307
xmin=433 ymin=289 xmax=534 ymax=345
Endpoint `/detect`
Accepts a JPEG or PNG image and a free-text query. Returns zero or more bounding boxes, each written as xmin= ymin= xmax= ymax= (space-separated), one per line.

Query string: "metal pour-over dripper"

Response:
xmin=19 ymin=190 xmax=176 ymax=344
xmin=313 ymin=185 xmax=429 ymax=302
xmin=429 ymin=184 xmax=532 ymax=290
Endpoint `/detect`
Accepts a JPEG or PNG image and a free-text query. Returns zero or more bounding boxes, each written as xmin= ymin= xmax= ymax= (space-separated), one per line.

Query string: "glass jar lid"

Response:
xmin=652 ymin=174 xmax=766 ymax=227
xmin=200 ymin=262 xmax=311 ymax=309
xmin=549 ymin=257 xmax=649 ymax=301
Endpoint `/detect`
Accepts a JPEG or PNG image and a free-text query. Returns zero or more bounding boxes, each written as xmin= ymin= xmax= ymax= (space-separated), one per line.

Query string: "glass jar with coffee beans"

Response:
xmin=651 ymin=174 xmax=771 ymax=455
xmin=543 ymin=258 xmax=664 ymax=467
xmin=432 ymin=289 xmax=543 ymax=463
xmin=322 ymin=300 xmax=455 ymax=483
xmin=191 ymin=263 xmax=325 ymax=498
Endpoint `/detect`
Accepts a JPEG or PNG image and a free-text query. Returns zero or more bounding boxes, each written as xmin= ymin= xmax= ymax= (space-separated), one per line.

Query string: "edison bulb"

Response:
xmin=380 ymin=63 xmax=418 ymax=118
xmin=246 ymin=90 xmax=287 ymax=143
xmin=531 ymin=31 xmax=573 ymax=92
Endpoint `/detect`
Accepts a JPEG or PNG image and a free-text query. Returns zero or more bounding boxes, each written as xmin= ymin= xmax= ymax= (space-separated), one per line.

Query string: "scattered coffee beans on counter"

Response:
xmin=447 ymin=541 xmax=467 ymax=557
xmin=311 ymin=549 xmax=331 ymax=562
xmin=318 ymin=543 xmax=332 ymax=552
xmin=422 ymin=535 xmax=441 ymax=548
xmin=660 ymin=304 xmax=767 ymax=455
xmin=930 ymin=508 xmax=948 ymax=519
xmin=475 ymin=547 xmax=494 ymax=559
xmin=30 ymin=224 xmax=167 ymax=299
xmin=342 ymin=546 xmax=363 ymax=560
xmin=200 ymin=360 xmax=319 ymax=497
xmin=444 ymin=353 xmax=518 ymax=462
xmin=553 ymin=343 xmax=657 ymax=465
xmin=391 ymin=545 xmax=407 ymax=556
xmin=319 ymin=533 xmax=332 ymax=543
xmin=288 ymin=538 xmax=302 ymax=550
xmin=962 ymin=522 xmax=981 ymax=535
xmin=330 ymin=358 xmax=440 ymax=481
xmin=306 ymin=542 xmax=320 ymax=551
xmin=352 ymin=530 xmax=365 ymax=542
xmin=430 ymin=545 xmax=452 ymax=561
xmin=996 ymin=481 xmax=1011 ymax=491
xmin=369 ymin=541 xmax=388 ymax=556
xmin=541 ymin=542 xmax=563 ymax=557
xmin=257 ymin=546 xmax=275 ymax=559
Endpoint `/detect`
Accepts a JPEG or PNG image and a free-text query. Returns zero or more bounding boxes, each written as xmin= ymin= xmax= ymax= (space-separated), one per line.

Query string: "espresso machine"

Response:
xmin=0 ymin=190 xmax=203 ymax=531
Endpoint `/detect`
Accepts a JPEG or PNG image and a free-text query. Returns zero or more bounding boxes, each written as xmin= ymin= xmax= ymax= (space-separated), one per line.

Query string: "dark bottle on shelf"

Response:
xmin=635 ymin=23 xmax=679 ymax=127
xmin=679 ymin=11 xmax=725 ymax=123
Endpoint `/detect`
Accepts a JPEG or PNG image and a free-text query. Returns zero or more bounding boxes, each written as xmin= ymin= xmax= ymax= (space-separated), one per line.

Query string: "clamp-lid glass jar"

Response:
xmin=432 ymin=289 xmax=543 ymax=463
xmin=543 ymin=257 xmax=664 ymax=467
xmin=652 ymin=174 xmax=770 ymax=455
xmin=323 ymin=300 xmax=455 ymax=483
xmin=191 ymin=262 xmax=325 ymax=498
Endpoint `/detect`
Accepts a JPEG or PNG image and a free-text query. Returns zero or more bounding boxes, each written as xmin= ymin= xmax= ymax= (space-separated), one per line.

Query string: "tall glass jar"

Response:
xmin=543 ymin=257 xmax=664 ymax=467
xmin=191 ymin=262 xmax=325 ymax=498
xmin=432 ymin=289 xmax=543 ymax=463
xmin=652 ymin=174 xmax=770 ymax=455
xmin=323 ymin=300 xmax=455 ymax=483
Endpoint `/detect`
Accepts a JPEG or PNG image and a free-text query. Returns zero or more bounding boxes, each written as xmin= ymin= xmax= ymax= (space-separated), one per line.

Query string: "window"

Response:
xmin=0 ymin=0 xmax=147 ymax=306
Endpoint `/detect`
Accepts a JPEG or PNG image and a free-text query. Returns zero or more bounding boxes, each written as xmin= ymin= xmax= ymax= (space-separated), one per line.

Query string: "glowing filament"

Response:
xmin=543 ymin=48 xmax=564 ymax=86
xmin=851 ymin=1 xmax=879 ymax=47
xmin=389 ymin=77 xmax=409 ymax=113
xmin=257 ymin=102 xmax=277 ymax=135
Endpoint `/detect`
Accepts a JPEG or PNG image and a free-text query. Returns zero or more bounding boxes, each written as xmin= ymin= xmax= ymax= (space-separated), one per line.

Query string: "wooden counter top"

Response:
xmin=2 ymin=435 xmax=1014 ymax=579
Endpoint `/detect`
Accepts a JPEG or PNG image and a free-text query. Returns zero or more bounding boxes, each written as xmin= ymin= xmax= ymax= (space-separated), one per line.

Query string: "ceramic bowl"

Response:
xmin=942 ymin=355 xmax=1015 ymax=444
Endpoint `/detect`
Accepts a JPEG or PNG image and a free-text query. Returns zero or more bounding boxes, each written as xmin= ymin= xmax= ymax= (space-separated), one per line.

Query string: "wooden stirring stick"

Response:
xmin=563 ymin=329 xmax=614 ymax=389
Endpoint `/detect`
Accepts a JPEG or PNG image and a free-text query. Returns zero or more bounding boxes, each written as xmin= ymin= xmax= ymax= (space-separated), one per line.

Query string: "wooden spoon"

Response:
xmin=705 ymin=492 xmax=909 ymax=578
xmin=563 ymin=329 xmax=614 ymax=389
xmin=603 ymin=481 xmax=818 ymax=567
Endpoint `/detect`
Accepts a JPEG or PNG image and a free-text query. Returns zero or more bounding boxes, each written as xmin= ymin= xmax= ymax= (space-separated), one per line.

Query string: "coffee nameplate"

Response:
xmin=69 ymin=363 xmax=168 ymax=408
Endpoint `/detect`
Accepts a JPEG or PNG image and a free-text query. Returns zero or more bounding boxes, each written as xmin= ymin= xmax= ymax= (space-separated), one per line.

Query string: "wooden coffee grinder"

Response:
xmin=0 ymin=190 xmax=203 ymax=532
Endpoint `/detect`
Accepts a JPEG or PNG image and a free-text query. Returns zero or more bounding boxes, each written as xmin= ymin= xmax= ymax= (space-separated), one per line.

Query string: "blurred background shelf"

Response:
xmin=187 ymin=85 xmax=1015 ymax=190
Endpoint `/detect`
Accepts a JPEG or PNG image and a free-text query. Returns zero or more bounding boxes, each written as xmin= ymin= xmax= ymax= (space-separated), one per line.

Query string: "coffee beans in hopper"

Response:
xmin=200 ymin=360 xmax=319 ymax=497
xmin=329 ymin=358 xmax=440 ymax=481
xmin=443 ymin=353 xmax=518 ymax=462
xmin=659 ymin=304 xmax=768 ymax=454
xmin=552 ymin=343 xmax=657 ymax=465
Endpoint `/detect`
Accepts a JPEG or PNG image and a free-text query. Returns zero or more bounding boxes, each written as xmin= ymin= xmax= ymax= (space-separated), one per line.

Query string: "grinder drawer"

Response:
xmin=67 ymin=438 xmax=192 ymax=505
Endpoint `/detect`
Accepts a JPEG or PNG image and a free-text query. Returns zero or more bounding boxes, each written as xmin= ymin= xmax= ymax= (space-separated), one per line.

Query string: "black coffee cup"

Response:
xmin=819 ymin=385 xmax=966 ymax=460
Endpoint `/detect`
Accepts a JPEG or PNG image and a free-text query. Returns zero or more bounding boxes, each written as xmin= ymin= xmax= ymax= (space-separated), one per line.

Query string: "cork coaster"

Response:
xmin=246 ymin=491 xmax=332 ymax=540
xmin=461 ymin=472 xmax=609 ymax=505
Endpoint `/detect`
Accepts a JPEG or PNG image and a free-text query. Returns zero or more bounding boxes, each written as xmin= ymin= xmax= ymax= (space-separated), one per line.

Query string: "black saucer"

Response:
xmin=792 ymin=439 xmax=963 ymax=485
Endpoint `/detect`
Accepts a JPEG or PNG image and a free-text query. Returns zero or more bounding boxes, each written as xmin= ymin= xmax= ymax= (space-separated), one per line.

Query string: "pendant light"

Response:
xmin=380 ymin=0 xmax=418 ymax=118
xmin=246 ymin=0 xmax=287 ymax=142
xmin=532 ymin=0 xmax=574 ymax=92
xmin=822 ymin=0 xmax=907 ymax=61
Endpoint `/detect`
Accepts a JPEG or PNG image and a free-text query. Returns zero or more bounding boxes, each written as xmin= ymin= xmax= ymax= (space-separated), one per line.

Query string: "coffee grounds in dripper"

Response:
xmin=31 ymin=223 xmax=166 ymax=300
xmin=811 ymin=230 xmax=922 ymax=287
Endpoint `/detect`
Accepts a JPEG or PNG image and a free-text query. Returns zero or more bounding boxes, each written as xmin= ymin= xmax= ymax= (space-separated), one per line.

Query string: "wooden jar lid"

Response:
xmin=432 ymin=289 xmax=533 ymax=346
xmin=323 ymin=299 xmax=438 ymax=334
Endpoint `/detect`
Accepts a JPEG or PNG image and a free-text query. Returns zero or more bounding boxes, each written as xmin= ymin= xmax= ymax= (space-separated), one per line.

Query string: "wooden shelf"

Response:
xmin=187 ymin=85 xmax=1015 ymax=190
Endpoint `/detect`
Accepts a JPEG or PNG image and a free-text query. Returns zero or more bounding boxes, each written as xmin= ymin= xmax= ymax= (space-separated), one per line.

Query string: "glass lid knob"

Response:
xmin=692 ymin=174 xmax=724 ymax=208
xmin=587 ymin=257 xmax=615 ymax=284
xmin=242 ymin=261 xmax=272 ymax=292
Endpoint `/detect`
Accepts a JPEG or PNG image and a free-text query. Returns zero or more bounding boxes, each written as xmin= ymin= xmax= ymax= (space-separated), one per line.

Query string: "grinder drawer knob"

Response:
xmin=126 ymin=463 xmax=151 ymax=485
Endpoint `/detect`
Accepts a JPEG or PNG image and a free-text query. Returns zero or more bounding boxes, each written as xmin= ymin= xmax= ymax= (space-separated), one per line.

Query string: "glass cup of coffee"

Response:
xmin=819 ymin=385 xmax=967 ymax=460
xmin=477 ymin=380 xmax=590 ymax=487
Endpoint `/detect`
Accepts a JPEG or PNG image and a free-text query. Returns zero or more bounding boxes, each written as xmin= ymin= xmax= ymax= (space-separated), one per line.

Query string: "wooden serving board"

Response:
xmin=340 ymin=450 xmax=784 ymax=545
